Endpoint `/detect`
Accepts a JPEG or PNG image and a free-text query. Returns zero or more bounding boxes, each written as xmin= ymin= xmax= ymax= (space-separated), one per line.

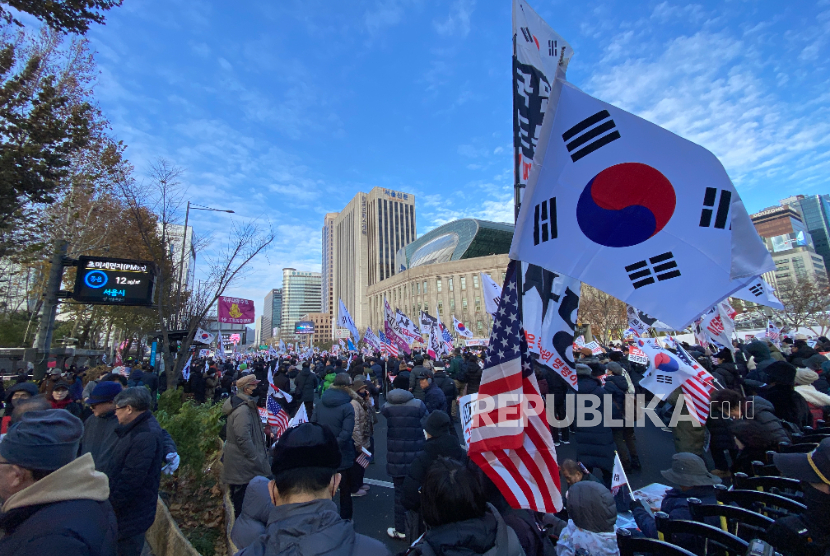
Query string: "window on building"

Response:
xmin=437 ymin=278 xmax=442 ymax=292
xmin=413 ymin=305 xmax=416 ymax=316
xmin=462 ymin=298 xmax=468 ymax=311
xmin=475 ymin=296 xmax=481 ymax=311
xmin=461 ymin=276 xmax=467 ymax=290
xmin=450 ymin=298 xmax=455 ymax=311
xmin=438 ymin=301 xmax=443 ymax=315
xmin=477 ymin=320 xmax=484 ymax=331
xmin=424 ymin=302 xmax=429 ymax=313
xmin=473 ymin=275 xmax=480 ymax=289
xmin=416 ymin=282 xmax=420 ymax=295
xmin=448 ymin=277 xmax=454 ymax=291
xmin=418 ymin=302 xmax=422 ymax=311
xmin=423 ymin=280 xmax=428 ymax=294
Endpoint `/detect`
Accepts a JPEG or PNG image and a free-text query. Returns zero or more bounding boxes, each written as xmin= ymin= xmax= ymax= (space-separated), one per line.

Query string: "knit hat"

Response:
xmin=352 ymin=375 xmax=367 ymax=390
xmin=236 ymin=374 xmax=260 ymax=389
xmin=796 ymin=369 xmax=820 ymax=386
xmin=605 ymin=362 xmax=623 ymax=376
xmin=714 ymin=348 xmax=733 ymax=363
xmin=333 ymin=373 xmax=352 ymax=386
xmin=576 ymin=364 xmax=592 ymax=377
xmin=567 ymin=481 xmax=616 ymax=533
xmin=661 ymin=452 xmax=721 ymax=486
xmin=87 ymin=381 xmax=123 ymax=405
xmin=0 ymin=410 xmax=83 ymax=471
xmin=805 ymin=354 xmax=829 ymax=372
xmin=766 ymin=361 xmax=798 ymax=385
xmin=392 ymin=374 xmax=409 ymax=390
xmin=424 ymin=410 xmax=452 ymax=437
xmin=5 ymin=382 xmax=38 ymax=402
xmin=271 ymin=422 xmax=341 ymax=476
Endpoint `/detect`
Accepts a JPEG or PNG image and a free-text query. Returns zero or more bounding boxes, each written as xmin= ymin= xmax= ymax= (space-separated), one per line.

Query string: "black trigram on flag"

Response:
xmin=548 ymin=39 xmax=558 ymax=57
xmin=562 ymin=110 xmax=621 ymax=162
xmin=625 ymin=252 xmax=681 ymax=289
xmin=534 ymin=198 xmax=557 ymax=245
xmin=520 ymin=27 xmax=533 ymax=43
xmin=699 ymin=187 xmax=731 ymax=229
xmin=748 ymin=283 xmax=764 ymax=297
xmin=656 ymin=374 xmax=673 ymax=384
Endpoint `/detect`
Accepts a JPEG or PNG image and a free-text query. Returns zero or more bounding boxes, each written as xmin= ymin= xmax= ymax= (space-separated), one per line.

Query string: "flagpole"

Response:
xmin=512 ymin=34 xmax=522 ymax=222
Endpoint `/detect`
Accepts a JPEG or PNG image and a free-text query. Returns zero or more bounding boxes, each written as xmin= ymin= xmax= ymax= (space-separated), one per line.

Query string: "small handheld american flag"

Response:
xmin=266 ymin=395 xmax=289 ymax=439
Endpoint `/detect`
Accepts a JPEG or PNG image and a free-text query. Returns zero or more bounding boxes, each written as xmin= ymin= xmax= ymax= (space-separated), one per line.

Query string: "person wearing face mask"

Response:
xmin=234 ymin=423 xmax=390 ymax=556
xmin=767 ymin=438 xmax=830 ymax=556
xmin=49 ymin=382 xmax=83 ymax=418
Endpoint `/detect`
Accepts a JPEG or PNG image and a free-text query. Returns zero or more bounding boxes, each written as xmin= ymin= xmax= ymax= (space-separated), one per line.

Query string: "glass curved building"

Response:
xmin=395 ymin=219 xmax=514 ymax=271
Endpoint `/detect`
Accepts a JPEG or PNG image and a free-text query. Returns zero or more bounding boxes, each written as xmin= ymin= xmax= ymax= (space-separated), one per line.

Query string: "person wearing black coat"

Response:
xmin=381 ymin=384 xmax=427 ymax=540
xmin=547 ymin=370 xmax=571 ymax=445
xmin=759 ymin=361 xmax=812 ymax=429
xmin=706 ymin=389 xmax=741 ymax=476
xmin=294 ymin=363 xmax=318 ymax=418
xmin=603 ymin=362 xmax=640 ymax=471
xmin=789 ymin=340 xmax=819 ymax=369
xmin=421 ymin=373 xmax=447 ymax=415
xmin=311 ymin=374 xmax=356 ymax=520
xmin=460 ymin=355 xmax=483 ymax=394
xmin=432 ymin=368 xmax=457 ymax=413
xmin=402 ymin=411 xmax=463 ymax=515
xmin=711 ymin=348 xmax=743 ymax=392
xmin=104 ymin=387 xmax=165 ymax=556
xmin=189 ymin=366 xmax=207 ymax=404
xmin=570 ymin=366 xmax=614 ymax=486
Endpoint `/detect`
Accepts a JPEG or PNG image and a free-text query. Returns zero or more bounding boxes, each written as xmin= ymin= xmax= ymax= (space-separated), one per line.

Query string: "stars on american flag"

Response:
xmin=484 ymin=262 xmax=529 ymax=374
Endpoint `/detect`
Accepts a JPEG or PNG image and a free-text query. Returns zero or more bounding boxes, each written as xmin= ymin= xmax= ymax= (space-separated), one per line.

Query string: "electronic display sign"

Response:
xmin=73 ymin=256 xmax=156 ymax=306
xmin=294 ymin=321 xmax=316 ymax=334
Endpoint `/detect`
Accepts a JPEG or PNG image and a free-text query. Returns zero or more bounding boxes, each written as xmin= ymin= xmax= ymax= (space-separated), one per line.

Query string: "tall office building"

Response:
xmin=163 ymin=224 xmax=196 ymax=293
xmin=262 ymin=288 xmax=282 ymax=342
xmin=280 ymin=269 xmax=322 ymax=341
xmin=321 ymin=213 xmax=337 ymax=324
xmin=780 ymin=195 xmax=830 ymax=274
xmin=330 ymin=187 xmax=416 ymax=337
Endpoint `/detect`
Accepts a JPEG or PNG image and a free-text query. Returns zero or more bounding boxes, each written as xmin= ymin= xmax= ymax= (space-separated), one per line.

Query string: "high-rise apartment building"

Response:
xmin=321 ymin=213 xmax=337 ymax=324
xmin=780 ymin=194 xmax=830 ymax=274
xmin=280 ymin=269 xmax=322 ymax=341
xmin=262 ymin=288 xmax=282 ymax=342
xmin=330 ymin=187 xmax=416 ymax=337
xmin=163 ymin=224 xmax=196 ymax=293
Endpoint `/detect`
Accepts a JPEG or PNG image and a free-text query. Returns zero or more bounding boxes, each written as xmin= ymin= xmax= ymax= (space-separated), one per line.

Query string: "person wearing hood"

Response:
xmin=401 ymin=411 xmax=464 ymax=540
xmin=631 ymin=453 xmax=721 ymax=553
xmin=711 ymin=348 xmax=743 ymax=392
xmin=311 ymin=373 xmax=356 ymax=520
xmin=795 ymin=368 xmax=830 ymax=426
xmin=552 ymin=481 xmax=620 ymax=556
xmin=222 ymin=374 xmax=271 ymax=518
xmin=381 ymin=377 xmax=427 ymax=540
xmin=80 ymin=382 xmax=123 ymax=471
xmin=0 ymin=410 xmax=117 ymax=556
xmin=569 ymin=363 xmax=615 ymax=486
xmin=235 ymin=423 xmax=390 ymax=556
xmin=49 ymin=381 xmax=83 ymax=418
xmin=766 ymin=438 xmax=830 ymax=555
xmin=2 ymin=382 xmax=38 ymax=435
xmin=759 ymin=361 xmax=812 ymax=428
xmin=745 ymin=340 xmax=776 ymax=384
xmin=802 ymin=354 xmax=830 ymax=395
xmin=405 ymin=457 xmax=525 ymax=556
xmin=603 ymin=361 xmax=640 ymax=472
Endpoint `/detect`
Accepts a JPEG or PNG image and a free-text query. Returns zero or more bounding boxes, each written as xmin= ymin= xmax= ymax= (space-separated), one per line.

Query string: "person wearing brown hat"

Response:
xmin=631 ymin=453 xmax=721 ymax=553
xmin=767 ymin=439 xmax=830 ymax=555
xmin=0 ymin=410 xmax=117 ymax=556
xmin=235 ymin=423 xmax=390 ymax=556
xmin=222 ymin=374 xmax=270 ymax=519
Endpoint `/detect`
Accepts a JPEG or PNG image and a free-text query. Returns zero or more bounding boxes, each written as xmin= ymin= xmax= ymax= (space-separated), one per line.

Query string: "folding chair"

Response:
xmin=654 ymin=512 xmax=749 ymax=555
xmin=777 ymin=442 xmax=818 ymax=454
xmin=795 ymin=433 xmax=830 ymax=444
xmin=731 ymin=473 xmax=802 ymax=500
xmin=714 ymin=485 xmax=807 ymax=519
xmin=687 ymin=498 xmax=774 ymax=542
xmin=617 ymin=528 xmax=697 ymax=556
xmin=750 ymin=460 xmax=779 ymax=477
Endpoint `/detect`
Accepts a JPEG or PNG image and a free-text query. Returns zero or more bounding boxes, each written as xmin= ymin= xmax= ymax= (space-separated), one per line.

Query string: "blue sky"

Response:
xmin=85 ymin=0 xmax=830 ymax=313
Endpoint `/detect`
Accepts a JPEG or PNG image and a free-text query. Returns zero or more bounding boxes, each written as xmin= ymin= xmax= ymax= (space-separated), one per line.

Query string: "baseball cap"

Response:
xmin=774 ymin=437 xmax=830 ymax=486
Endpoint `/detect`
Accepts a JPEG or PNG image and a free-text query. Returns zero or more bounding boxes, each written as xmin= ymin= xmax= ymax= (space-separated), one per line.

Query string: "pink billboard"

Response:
xmin=218 ymin=296 xmax=255 ymax=324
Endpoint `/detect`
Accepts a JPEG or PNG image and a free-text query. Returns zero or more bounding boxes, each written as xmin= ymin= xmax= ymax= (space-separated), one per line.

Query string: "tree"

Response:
xmin=577 ymin=285 xmax=628 ymax=345
xmin=118 ymin=159 xmax=274 ymax=389
xmin=0 ymin=0 xmax=123 ymax=34
xmin=775 ymin=278 xmax=830 ymax=336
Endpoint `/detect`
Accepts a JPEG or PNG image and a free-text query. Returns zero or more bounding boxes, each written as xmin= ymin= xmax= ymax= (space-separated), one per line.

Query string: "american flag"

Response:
xmin=266 ymin=394 xmax=289 ymax=439
xmin=674 ymin=343 xmax=716 ymax=425
xmin=379 ymin=331 xmax=399 ymax=357
xmin=440 ymin=323 xmax=453 ymax=354
xmin=468 ymin=261 xmax=562 ymax=513
xmin=768 ymin=320 xmax=780 ymax=343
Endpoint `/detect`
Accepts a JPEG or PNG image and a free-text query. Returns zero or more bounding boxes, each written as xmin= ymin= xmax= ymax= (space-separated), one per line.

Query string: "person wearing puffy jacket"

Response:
xmin=711 ymin=348 xmax=743 ymax=392
xmin=381 ymin=382 xmax=427 ymax=540
xmin=311 ymin=373 xmax=356 ymax=520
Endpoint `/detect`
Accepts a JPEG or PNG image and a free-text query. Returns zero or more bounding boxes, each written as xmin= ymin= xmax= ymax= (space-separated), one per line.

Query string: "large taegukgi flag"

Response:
xmin=468 ymin=261 xmax=562 ymax=513
xmin=731 ymin=276 xmax=783 ymax=310
xmin=509 ymin=81 xmax=775 ymax=329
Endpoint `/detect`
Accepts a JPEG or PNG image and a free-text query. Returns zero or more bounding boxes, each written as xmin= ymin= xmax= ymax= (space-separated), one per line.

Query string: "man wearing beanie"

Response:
xmin=80 ymin=381 xmax=123 ymax=471
xmin=0 ymin=410 xmax=117 ymax=556
xmin=401 ymin=411 xmax=463 ymax=539
xmin=105 ymin=387 xmax=165 ymax=556
xmin=236 ymin=423 xmax=389 ymax=556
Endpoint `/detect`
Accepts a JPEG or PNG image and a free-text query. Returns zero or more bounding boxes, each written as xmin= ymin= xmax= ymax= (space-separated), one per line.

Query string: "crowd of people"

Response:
xmin=1 ymin=333 xmax=830 ymax=555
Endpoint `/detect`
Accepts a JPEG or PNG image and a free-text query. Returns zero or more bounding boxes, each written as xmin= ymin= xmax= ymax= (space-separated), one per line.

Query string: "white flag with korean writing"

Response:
xmin=510 ymin=81 xmax=774 ymax=329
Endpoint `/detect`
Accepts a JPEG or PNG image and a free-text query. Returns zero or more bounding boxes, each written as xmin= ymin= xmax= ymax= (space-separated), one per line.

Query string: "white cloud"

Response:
xmin=217 ymin=57 xmax=233 ymax=71
xmin=433 ymin=0 xmax=475 ymax=38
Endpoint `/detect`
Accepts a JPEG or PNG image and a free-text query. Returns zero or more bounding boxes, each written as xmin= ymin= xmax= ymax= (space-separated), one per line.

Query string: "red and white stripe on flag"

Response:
xmin=682 ymin=370 xmax=715 ymax=425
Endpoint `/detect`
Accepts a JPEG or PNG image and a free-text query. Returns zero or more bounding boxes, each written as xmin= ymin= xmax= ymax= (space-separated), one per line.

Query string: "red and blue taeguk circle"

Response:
xmin=576 ymin=162 xmax=676 ymax=248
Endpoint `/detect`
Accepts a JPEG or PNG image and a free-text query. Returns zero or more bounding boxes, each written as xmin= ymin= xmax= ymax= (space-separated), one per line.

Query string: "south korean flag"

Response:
xmin=731 ymin=277 xmax=783 ymax=310
xmin=510 ymin=81 xmax=774 ymax=329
